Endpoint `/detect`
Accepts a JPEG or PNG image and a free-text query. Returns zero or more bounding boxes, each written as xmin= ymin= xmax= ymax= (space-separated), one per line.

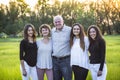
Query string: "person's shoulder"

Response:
xmin=99 ymin=38 xmax=105 ymax=44
xmin=84 ymin=36 xmax=88 ymax=39
xmin=84 ymin=36 xmax=88 ymax=40
xmin=36 ymin=39 xmax=43 ymax=47
xmin=51 ymin=27 xmax=56 ymax=32
xmin=20 ymin=39 xmax=26 ymax=43
xmin=20 ymin=39 xmax=27 ymax=45
xmin=64 ymin=25 xmax=71 ymax=32
xmin=84 ymin=36 xmax=89 ymax=42
xmin=64 ymin=25 xmax=71 ymax=30
xmin=37 ymin=38 xmax=42 ymax=43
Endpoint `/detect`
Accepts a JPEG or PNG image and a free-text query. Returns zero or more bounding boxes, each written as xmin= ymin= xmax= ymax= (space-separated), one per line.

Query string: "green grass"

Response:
xmin=0 ymin=40 xmax=21 ymax=80
xmin=0 ymin=35 xmax=120 ymax=80
xmin=104 ymin=35 xmax=120 ymax=80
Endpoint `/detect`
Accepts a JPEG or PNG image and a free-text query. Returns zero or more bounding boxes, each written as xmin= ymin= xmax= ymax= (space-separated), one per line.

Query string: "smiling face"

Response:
xmin=53 ymin=15 xmax=64 ymax=30
xmin=41 ymin=27 xmax=50 ymax=37
xmin=89 ymin=28 xmax=97 ymax=40
xmin=73 ymin=25 xmax=80 ymax=37
xmin=27 ymin=27 xmax=34 ymax=37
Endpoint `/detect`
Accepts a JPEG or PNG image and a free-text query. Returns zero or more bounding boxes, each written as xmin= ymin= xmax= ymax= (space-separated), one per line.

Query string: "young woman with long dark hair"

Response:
xmin=87 ymin=25 xmax=107 ymax=80
xmin=70 ymin=23 xmax=89 ymax=80
xmin=20 ymin=24 xmax=38 ymax=80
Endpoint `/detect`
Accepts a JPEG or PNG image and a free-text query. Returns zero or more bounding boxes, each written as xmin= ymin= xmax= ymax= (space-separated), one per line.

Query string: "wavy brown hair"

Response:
xmin=70 ymin=23 xmax=85 ymax=51
xmin=87 ymin=25 xmax=104 ymax=43
xmin=39 ymin=24 xmax=51 ymax=37
xmin=87 ymin=25 xmax=105 ymax=50
xmin=23 ymin=23 xmax=36 ymax=42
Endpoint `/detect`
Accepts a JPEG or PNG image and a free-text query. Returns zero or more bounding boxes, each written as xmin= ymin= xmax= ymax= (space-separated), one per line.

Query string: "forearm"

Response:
xmin=20 ymin=60 xmax=26 ymax=71
xmin=99 ymin=40 xmax=106 ymax=71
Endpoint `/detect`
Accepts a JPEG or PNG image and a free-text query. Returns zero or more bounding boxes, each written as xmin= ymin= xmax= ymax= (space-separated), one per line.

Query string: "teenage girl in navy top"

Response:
xmin=20 ymin=24 xmax=38 ymax=80
xmin=87 ymin=25 xmax=107 ymax=80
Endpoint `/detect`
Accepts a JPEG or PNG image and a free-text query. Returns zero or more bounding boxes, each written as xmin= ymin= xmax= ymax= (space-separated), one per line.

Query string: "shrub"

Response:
xmin=114 ymin=21 xmax=120 ymax=34
xmin=0 ymin=32 xmax=8 ymax=38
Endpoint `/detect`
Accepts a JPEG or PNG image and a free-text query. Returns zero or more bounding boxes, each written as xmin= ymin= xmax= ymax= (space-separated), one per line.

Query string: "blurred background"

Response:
xmin=0 ymin=0 xmax=120 ymax=80
xmin=0 ymin=0 xmax=120 ymax=38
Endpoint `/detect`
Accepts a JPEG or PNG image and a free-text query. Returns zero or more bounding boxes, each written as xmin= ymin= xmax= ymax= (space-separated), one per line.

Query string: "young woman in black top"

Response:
xmin=87 ymin=25 xmax=107 ymax=80
xmin=20 ymin=24 xmax=38 ymax=80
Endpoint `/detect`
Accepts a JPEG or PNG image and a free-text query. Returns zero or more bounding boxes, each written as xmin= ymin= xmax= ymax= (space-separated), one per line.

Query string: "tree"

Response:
xmin=0 ymin=4 xmax=7 ymax=32
xmin=4 ymin=1 xmax=20 ymax=35
xmin=114 ymin=21 xmax=120 ymax=34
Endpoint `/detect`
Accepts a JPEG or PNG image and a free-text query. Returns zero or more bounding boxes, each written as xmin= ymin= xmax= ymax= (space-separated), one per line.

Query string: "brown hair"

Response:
xmin=23 ymin=23 xmax=36 ymax=42
xmin=87 ymin=25 xmax=105 ymax=50
xmin=39 ymin=24 xmax=51 ymax=37
xmin=70 ymin=23 xmax=85 ymax=51
xmin=87 ymin=25 xmax=104 ymax=42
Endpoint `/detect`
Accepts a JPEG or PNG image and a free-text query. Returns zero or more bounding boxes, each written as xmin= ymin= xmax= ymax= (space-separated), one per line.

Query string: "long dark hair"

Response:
xmin=23 ymin=23 xmax=36 ymax=42
xmin=87 ymin=25 xmax=105 ymax=48
xmin=70 ymin=23 xmax=85 ymax=51
xmin=87 ymin=25 xmax=104 ymax=42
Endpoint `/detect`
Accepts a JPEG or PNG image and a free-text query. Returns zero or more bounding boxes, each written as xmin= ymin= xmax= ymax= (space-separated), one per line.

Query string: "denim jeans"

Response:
xmin=52 ymin=57 xmax=72 ymax=80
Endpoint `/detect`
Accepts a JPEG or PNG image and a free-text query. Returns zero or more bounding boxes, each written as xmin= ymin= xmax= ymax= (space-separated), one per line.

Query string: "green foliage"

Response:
xmin=114 ymin=21 xmax=120 ymax=34
xmin=77 ymin=10 xmax=96 ymax=32
xmin=0 ymin=32 xmax=8 ymax=38
xmin=0 ymin=0 xmax=120 ymax=36
xmin=0 ymin=5 xmax=8 ymax=32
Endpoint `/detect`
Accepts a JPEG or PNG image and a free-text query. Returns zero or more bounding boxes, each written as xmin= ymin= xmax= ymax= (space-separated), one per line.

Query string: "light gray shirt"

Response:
xmin=36 ymin=38 xmax=52 ymax=69
xmin=51 ymin=25 xmax=71 ymax=57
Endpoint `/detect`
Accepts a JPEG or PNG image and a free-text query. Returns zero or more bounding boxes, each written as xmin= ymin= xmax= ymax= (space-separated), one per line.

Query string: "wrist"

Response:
xmin=22 ymin=68 xmax=26 ymax=71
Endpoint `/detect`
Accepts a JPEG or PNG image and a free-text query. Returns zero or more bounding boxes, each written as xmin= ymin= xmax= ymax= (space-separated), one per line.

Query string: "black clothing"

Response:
xmin=89 ymin=39 xmax=106 ymax=71
xmin=72 ymin=65 xmax=88 ymax=80
xmin=20 ymin=39 xmax=37 ymax=67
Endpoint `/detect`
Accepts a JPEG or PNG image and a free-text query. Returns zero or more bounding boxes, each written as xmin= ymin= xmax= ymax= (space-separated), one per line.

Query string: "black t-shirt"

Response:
xmin=20 ymin=39 xmax=37 ymax=67
xmin=89 ymin=39 xmax=106 ymax=71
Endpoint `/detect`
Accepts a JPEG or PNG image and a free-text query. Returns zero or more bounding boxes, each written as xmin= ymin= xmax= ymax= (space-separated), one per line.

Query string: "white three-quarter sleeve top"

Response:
xmin=70 ymin=37 xmax=89 ymax=69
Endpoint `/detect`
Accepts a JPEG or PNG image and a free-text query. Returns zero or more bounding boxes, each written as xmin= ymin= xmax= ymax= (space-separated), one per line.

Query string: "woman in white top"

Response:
xmin=70 ymin=23 xmax=89 ymax=80
xmin=36 ymin=24 xmax=53 ymax=80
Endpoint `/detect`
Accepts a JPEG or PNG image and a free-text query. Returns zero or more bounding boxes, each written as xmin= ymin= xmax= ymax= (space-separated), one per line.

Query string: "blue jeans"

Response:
xmin=52 ymin=57 xmax=72 ymax=80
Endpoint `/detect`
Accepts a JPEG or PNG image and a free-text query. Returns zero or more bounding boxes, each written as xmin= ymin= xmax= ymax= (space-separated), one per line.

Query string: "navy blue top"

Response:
xmin=89 ymin=39 xmax=106 ymax=71
xmin=20 ymin=39 xmax=37 ymax=67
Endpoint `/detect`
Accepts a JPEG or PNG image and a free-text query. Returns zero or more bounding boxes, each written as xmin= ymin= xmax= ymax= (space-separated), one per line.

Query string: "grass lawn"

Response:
xmin=0 ymin=35 xmax=120 ymax=80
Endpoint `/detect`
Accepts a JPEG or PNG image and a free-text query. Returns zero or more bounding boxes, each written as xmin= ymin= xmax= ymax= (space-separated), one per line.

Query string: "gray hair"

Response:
xmin=53 ymin=15 xmax=63 ymax=21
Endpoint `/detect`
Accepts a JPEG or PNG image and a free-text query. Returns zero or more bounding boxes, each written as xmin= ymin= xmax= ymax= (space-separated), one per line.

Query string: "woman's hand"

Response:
xmin=23 ymin=69 xmax=27 ymax=76
xmin=97 ymin=71 xmax=102 ymax=76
